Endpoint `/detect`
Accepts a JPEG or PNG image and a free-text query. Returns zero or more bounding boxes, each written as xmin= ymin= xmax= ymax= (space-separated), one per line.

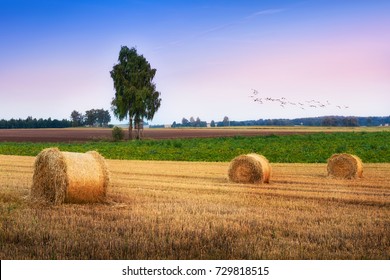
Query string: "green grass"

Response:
xmin=0 ymin=132 xmax=389 ymax=163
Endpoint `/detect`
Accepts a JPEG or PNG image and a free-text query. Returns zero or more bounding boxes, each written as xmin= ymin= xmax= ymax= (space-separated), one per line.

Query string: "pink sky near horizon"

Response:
xmin=153 ymin=23 xmax=389 ymax=122
xmin=0 ymin=0 xmax=389 ymax=124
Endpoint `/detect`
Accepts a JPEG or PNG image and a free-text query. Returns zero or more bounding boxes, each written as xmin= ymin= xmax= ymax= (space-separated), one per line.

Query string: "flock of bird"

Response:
xmin=249 ymin=89 xmax=350 ymax=110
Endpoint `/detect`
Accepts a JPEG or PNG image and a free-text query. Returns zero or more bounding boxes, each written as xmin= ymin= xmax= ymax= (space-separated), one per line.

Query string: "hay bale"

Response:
xmin=31 ymin=148 xmax=109 ymax=205
xmin=327 ymin=153 xmax=363 ymax=179
xmin=228 ymin=153 xmax=271 ymax=184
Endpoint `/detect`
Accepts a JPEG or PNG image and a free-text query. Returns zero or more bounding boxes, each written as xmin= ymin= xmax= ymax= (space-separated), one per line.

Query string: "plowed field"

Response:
xmin=0 ymin=127 xmax=385 ymax=142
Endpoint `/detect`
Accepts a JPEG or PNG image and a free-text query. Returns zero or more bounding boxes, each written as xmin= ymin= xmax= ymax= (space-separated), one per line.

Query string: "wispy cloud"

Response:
xmin=245 ymin=8 xmax=285 ymax=20
xmin=199 ymin=8 xmax=286 ymax=36
xmin=154 ymin=7 xmax=286 ymax=51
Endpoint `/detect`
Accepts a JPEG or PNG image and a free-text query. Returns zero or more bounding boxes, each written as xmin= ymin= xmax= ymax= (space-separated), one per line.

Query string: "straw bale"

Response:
xmin=228 ymin=153 xmax=271 ymax=184
xmin=327 ymin=153 xmax=363 ymax=179
xmin=31 ymin=148 xmax=109 ymax=205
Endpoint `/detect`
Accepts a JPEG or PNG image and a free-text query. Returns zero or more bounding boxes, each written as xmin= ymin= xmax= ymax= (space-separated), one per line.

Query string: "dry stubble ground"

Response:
xmin=0 ymin=155 xmax=389 ymax=259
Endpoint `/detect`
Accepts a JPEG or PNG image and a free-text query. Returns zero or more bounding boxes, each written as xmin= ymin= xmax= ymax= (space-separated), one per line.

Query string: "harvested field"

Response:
xmin=0 ymin=126 xmax=388 ymax=142
xmin=0 ymin=154 xmax=389 ymax=259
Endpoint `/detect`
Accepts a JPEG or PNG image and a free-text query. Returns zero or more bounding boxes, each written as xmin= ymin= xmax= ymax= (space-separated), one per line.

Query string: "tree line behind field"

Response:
xmin=0 ymin=108 xmax=111 ymax=129
xmin=0 ymin=117 xmax=72 ymax=129
xmin=70 ymin=109 xmax=111 ymax=127
xmin=171 ymin=115 xmax=390 ymax=128
xmin=232 ymin=116 xmax=390 ymax=127
xmin=172 ymin=116 xmax=230 ymax=128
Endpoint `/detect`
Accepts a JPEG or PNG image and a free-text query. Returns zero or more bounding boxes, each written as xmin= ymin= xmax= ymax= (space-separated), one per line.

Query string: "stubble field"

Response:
xmin=0 ymin=154 xmax=389 ymax=260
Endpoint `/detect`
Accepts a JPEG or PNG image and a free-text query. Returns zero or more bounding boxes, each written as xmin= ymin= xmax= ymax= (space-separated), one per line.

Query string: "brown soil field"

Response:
xmin=0 ymin=127 xmax=309 ymax=142
xmin=0 ymin=126 xmax=387 ymax=142
xmin=0 ymin=154 xmax=389 ymax=259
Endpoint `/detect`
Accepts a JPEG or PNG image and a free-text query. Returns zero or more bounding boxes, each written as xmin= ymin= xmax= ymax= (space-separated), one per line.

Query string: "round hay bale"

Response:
xmin=31 ymin=148 xmax=109 ymax=205
xmin=228 ymin=153 xmax=271 ymax=184
xmin=327 ymin=153 xmax=363 ymax=179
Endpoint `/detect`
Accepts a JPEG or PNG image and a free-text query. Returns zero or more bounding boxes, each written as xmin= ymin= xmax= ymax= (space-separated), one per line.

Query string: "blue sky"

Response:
xmin=1 ymin=0 xmax=389 ymax=124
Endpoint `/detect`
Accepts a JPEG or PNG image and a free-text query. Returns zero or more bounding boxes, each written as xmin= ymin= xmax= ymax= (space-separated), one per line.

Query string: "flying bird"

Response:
xmin=248 ymin=89 xmax=350 ymax=112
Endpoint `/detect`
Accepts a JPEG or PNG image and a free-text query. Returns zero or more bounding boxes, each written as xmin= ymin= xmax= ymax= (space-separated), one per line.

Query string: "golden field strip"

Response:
xmin=0 ymin=154 xmax=389 ymax=259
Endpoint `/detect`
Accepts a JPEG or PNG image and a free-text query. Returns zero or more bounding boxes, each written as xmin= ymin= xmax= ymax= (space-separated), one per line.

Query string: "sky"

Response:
xmin=0 ymin=0 xmax=389 ymax=125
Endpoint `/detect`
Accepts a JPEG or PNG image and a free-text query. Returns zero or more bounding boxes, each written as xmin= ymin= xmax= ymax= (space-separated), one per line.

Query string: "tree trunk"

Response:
xmin=136 ymin=128 xmax=140 ymax=140
xmin=135 ymin=118 xmax=141 ymax=140
xmin=128 ymin=116 xmax=133 ymax=140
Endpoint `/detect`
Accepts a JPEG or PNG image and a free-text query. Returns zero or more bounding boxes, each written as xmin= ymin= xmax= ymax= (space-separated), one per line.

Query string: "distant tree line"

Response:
xmin=217 ymin=116 xmax=231 ymax=127
xmin=70 ymin=109 xmax=111 ymax=127
xmin=172 ymin=117 xmax=208 ymax=128
xmin=170 ymin=116 xmax=390 ymax=127
xmin=0 ymin=116 xmax=72 ymax=129
xmin=171 ymin=116 xmax=231 ymax=128
xmin=230 ymin=116 xmax=390 ymax=127
xmin=0 ymin=108 xmax=112 ymax=129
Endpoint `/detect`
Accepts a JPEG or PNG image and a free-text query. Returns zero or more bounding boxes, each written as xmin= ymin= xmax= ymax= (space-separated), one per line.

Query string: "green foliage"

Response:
xmin=70 ymin=109 xmax=111 ymax=127
xmin=84 ymin=109 xmax=111 ymax=127
xmin=110 ymin=46 xmax=161 ymax=139
xmin=0 ymin=132 xmax=389 ymax=163
xmin=112 ymin=126 xmax=125 ymax=142
xmin=0 ymin=117 xmax=72 ymax=129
